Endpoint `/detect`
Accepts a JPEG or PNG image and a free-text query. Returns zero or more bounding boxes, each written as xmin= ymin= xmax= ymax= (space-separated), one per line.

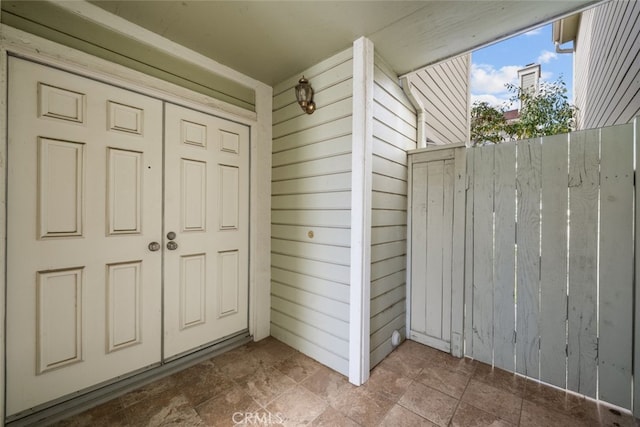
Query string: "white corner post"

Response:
xmin=349 ymin=36 xmax=374 ymax=386
xmin=401 ymin=75 xmax=427 ymax=148
xmin=250 ymin=81 xmax=273 ymax=341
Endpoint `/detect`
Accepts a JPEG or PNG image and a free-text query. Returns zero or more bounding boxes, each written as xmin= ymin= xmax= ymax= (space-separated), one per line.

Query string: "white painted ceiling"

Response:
xmin=90 ymin=1 xmax=600 ymax=85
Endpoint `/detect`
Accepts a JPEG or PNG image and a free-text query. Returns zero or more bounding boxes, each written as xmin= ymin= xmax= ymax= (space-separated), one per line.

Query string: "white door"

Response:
xmin=6 ymin=58 xmax=163 ymax=415
xmin=163 ymin=103 xmax=249 ymax=359
xmin=408 ymin=147 xmax=466 ymax=356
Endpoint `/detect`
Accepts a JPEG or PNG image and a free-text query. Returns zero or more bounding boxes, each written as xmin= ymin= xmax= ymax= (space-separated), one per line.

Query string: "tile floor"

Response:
xmin=55 ymin=338 xmax=638 ymax=426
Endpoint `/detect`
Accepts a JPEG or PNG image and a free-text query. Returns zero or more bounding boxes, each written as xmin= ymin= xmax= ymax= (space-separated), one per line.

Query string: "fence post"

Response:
xmin=634 ymin=116 xmax=640 ymax=417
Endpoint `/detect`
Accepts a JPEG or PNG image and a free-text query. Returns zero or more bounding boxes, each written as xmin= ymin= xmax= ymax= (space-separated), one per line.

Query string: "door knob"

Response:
xmin=148 ymin=242 xmax=161 ymax=252
xmin=167 ymin=231 xmax=176 ymax=240
xmin=167 ymin=241 xmax=178 ymax=250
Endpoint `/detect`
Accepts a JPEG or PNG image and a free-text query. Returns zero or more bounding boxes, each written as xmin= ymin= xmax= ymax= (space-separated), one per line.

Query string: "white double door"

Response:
xmin=6 ymin=57 xmax=249 ymax=416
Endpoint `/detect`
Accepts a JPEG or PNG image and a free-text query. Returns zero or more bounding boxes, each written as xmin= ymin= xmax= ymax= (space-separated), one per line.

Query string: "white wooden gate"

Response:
xmin=407 ymin=145 xmax=466 ymax=357
xmin=465 ymin=121 xmax=637 ymax=411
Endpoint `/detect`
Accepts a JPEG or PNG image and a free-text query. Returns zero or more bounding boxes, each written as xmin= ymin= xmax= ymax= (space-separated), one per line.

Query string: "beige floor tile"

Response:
xmin=363 ymin=365 xmax=413 ymax=403
xmin=274 ymin=351 xmax=323 ymax=383
xmin=430 ymin=352 xmax=477 ymax=376
xmin=172 ymin=359 xmax=236 ymax=406
xmin=450 ymin=401 xmax=515 ymax=427
xmin=195 ymin=385 xmax=259 ymax=427
xmin=331 ymin=385 xmax=395 ymax=426
xmin=461 ymin=379 xmax=522 ymax=424
xmin=523 ymin=379 xmax=590 ymax=418
xmin=395 ymin=340 xmax=446 ymax=362
xmin=309 ymin=406 xmax=361 ymax=426
xmin=519 ymin=399 xmax=585 ymax=427
xmin=119 ymin=375 xmax=178 ymax=409
xmin=398 ymin=382 xmax=458 ymax=427
xmin=249 ymin=337 xmax=298 ymax=366
xmin=379 ymin=404 xmax=437 ymax=427
xmin=235 ymin=365 xmax=297 ymax=407
xmin=213 ymin=347 xmax=265 ymax=382
xmin=125 ymin=392 xmax=198 ymax=426
xmin=472 ymin=362 xmax=526 ymax=397
xmin=302 ymin=365 xmax=353 ymax=400
xmin=416 ymin=364 xmax=472 ymax=399
xmin=266 ymin=385 xmax=327 ymax=426
xmin=377 ymin=348 xmax=427 ymax=379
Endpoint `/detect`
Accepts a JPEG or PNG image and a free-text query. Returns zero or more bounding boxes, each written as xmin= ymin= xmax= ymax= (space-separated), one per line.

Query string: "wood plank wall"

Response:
xmin=370 ymin=56 xmax=417 ymax=367
xmin=465 ymin=124 xmax=635 ymax=410
xmin=271 ymin=48 xmax=354 ymax=375
xmin=574 ymin=0 xmax=640 ymax=129
xmin=405 ymin=54 xmax=470 ymax=145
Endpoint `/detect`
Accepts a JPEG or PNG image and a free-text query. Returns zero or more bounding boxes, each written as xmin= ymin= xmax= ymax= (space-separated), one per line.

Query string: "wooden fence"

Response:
xmin=464 ymin=122 xmax=635 ymax=410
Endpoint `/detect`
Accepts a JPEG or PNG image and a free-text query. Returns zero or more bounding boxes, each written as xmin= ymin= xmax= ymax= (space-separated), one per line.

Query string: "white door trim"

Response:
xmin=0 ymin=22 xmax=272 ymax=423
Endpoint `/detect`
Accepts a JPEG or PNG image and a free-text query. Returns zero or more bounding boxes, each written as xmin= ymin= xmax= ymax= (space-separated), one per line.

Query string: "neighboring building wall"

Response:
xmin=574 ymin=0 xmax=640 ymax=129
xmin=370 ymin=55 xmax=417 ymax=368
xmin=405 ymin=54 xmax=471 ymax=145
xmin=271 ymin=48 xmax=354 ymax=375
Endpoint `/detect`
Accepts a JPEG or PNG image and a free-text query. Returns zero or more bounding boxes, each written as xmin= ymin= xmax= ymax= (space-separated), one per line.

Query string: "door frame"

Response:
xmin=0 ymin=23 xmax=272 ymax=423
xmin=406 ymin=143 xmax=467 ymax=358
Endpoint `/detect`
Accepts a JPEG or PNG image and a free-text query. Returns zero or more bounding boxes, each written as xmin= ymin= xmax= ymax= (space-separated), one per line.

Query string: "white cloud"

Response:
xmin=470 ymin=63 xmax=521 ymax=94
xmin=470 ymin=93 xmax=513 ymax=107
xmin=537 ymin=50 xmax=557 ymax=64
xmin=524 ymin=28 xmax=542 ymax=36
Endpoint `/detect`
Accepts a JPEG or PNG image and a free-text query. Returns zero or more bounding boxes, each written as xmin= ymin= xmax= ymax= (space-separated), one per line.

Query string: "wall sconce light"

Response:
xmin=295 ymin=76 xmax=316 ymax=114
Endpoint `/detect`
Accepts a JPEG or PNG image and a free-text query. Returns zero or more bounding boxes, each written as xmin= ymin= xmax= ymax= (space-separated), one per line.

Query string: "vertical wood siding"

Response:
xmin=465 ymin=123 xmax=635 ymax=410
xmin=370 ymin=56 xmax=417 ymax=367
xmin=574 ymin=0 xmax=640 ymax=129
xmin=405 ymin=54 xmax=470 ymax=145
xmin=271 ymin=48 xmax=354 ymax=375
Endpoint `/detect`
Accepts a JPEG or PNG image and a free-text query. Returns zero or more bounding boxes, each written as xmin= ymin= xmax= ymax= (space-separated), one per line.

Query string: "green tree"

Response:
xmin=470 ymin=77 xmax=577 ymax=146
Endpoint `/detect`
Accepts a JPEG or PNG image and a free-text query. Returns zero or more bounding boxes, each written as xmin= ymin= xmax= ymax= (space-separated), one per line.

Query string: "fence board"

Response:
xmin=464 ymin=150 xmax=475 ymax=357
xmin=493 ymin=142 xmax=516 ymax=372
xmin=539 ymin=134 xmax=569 ymax=388
xmin=567 ymin=129 xmax=599 ymax=399
xmin=516 ymin=139 xmax=541 ymax=378
xmin=410 ymin=162 xmax=428 ymax=334
xmin=441 ymin=159 xmax=455 ymax=343
xmin=426 ymin=161 xmax=445 ymax=339
xmin=451 ymin=148 xmax=467 ymax=357
xmin=472 ymin=145 xmax=494 ymax=365
xmin=598 ymin=124 xmax=633 ymax=409
xmin=634 ymin=117 xmax=640 ymax=418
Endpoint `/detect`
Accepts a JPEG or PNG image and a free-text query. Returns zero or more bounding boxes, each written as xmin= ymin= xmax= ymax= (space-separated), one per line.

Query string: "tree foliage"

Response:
xmin=470 ymin=78 xmax=577 ymax=146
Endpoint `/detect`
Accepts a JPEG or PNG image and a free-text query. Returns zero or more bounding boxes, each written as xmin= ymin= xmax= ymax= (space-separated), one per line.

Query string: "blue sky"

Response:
xmin=471 ymin=24 xmax=573 ymax=108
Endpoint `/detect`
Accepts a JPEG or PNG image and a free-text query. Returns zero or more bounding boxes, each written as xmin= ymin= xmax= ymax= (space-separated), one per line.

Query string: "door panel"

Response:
xmin=163 ymin=103 xmax=249 ymax=359
xmin=6 ymin=58 xmax=163 ymax=416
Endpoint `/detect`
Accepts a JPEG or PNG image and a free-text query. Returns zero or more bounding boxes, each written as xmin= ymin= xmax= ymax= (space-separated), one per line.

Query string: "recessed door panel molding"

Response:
xmin=181 ymin=120 xmax=207 ymax=147
xmin=106 ymin=261 xmax=142 ymax=352
xmin=38 ymin=137 xmax=85 ymax=239
xmin=7 ymin=57 xmax=163 ymax=416
xmin=108 ymin=101 xmax=143 ymax=135
xmin=36 ymin=267 xmax=84 ymax=374
xmin=219 ymin=130 xmax=239 ymax=154
xmin=180 ymin=254 xmax=207 ymax=329
xmin=107 ymin=148 xmax=142 ymax=235
xmin=218 ymin=250 xmax=240 ymax=317
xmin=219 ymin=164 xmax=239 ymax=230
xmin=38 ymin=82 xmax=86 ymax=124
xmin=181 ymin=158 xmax=207 ymax=232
